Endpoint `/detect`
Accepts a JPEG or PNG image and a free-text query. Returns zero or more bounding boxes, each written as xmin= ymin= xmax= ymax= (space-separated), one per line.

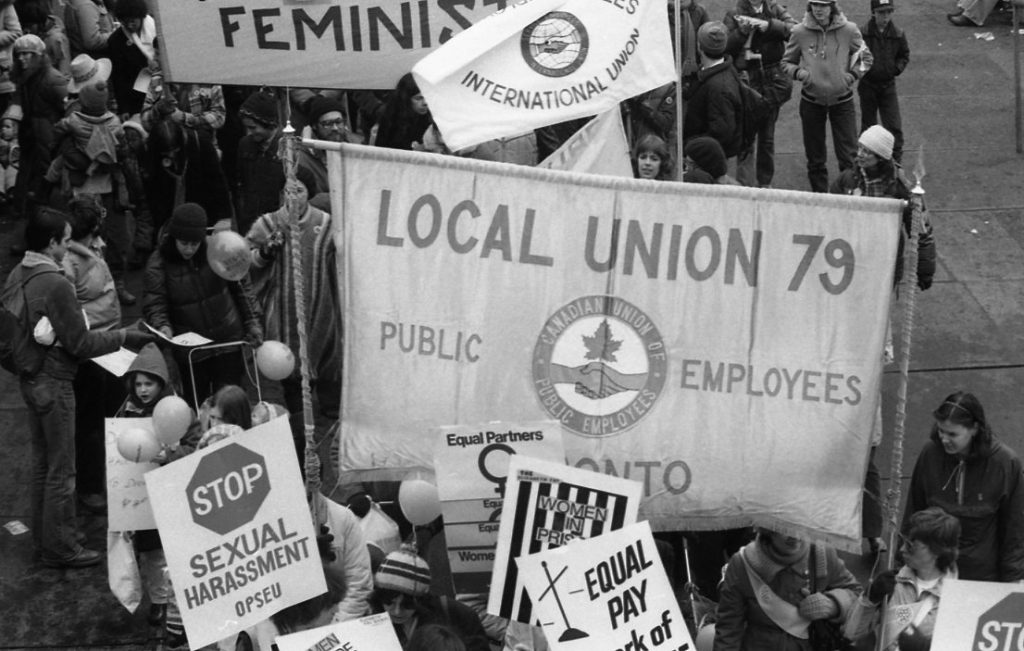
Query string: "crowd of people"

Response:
xmin=0 ymin=0 xmax=1021 ymax=650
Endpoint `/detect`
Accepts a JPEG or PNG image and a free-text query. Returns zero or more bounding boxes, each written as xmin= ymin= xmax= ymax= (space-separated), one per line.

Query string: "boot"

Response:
xmin=116 ymin=280 xmax=137 ymax=305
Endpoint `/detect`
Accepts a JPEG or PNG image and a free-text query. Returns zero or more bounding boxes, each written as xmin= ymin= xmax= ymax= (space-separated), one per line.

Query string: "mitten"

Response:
xmin=897 ymin=627 xmax=930 ymax=651
xmin=868 ymin=569 xmax=897 ymax=604
xmin=798 ymin=592 xmax=838 ymax=621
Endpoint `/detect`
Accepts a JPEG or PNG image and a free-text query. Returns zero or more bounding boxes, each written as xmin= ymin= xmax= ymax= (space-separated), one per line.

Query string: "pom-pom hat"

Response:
xmin=374 ymin=544 xmax=431 ymax=597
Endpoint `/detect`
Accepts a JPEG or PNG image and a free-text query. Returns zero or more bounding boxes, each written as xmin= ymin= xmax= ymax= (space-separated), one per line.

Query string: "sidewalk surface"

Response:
xmin=2 ymin=0 xmax=1023 ymax=648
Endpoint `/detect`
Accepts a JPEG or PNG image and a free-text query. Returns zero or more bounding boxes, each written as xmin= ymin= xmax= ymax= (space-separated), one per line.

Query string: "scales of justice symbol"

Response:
xmin=539 ymin=560 xmax=590 ymax=642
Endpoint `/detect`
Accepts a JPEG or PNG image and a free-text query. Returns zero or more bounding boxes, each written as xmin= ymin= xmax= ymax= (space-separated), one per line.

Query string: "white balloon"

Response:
xmin=117 ymin=427 xmax=161 ymax=463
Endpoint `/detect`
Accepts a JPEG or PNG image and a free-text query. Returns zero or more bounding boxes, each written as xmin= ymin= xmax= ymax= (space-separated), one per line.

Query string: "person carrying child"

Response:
xmin=113 ymin=342 xmax=199 ymax=649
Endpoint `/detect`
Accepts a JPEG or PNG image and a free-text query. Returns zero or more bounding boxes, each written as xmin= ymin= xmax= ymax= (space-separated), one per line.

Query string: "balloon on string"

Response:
xmin=117 ymin=427 xmax=161 ymax=463
xmin=255 ymin=341 xmax=295 ymax=380
xmin=152 ymin=395 xmax=192 ymax=446
xmin=695 ymin=624 xmax=715 ymax=651
xmin=207 ymin=230 xmax=252 ymax=281
xmin=398 ymin=479 xmax=441 ymax=526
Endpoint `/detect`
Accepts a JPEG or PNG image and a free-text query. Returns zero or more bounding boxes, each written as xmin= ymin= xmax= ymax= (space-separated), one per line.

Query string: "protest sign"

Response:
xmin=145 ymin=416 xmax=325 ymax=648
xmin=106 ymin=418 xmax=158 ymax=531
xmin=275 ymin=613 xmax=402 ymax=651
xmin=537 ymin=110 xmax=633 ymax=178
xmin=517 ymin=521 xmax=693 ymax=651
xmin=151 ymin=0 xmax=503 ymax=88
xmin=433 ymin=420 xmax=565 ymax=595
xmin=487 ymin=456 xmax=641 ymax=623
xmin=412 ymin=0 xmax=675 ymax=150
xmin=931 ymin=579 xmax=1024 ymax=651
xmin=331 ymin=144 xmax=901 ymax=549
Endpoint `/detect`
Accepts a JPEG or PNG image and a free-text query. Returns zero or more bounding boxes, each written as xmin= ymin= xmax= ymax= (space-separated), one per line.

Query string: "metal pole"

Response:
xmin=1015 ymin=1 xmax=1023 ymax=153
xmin=675 ymin=0 xmax=684 ymax=180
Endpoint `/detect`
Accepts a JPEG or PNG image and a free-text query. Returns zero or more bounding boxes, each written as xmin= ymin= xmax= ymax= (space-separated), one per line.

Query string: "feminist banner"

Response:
xmin=151 ymin=0 xmax=503 ymax=88
xmin=331 ymin=144 xmax=902 ymax=549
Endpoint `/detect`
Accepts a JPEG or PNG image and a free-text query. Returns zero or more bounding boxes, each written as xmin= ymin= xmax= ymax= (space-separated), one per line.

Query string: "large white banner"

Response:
xmin=146 ymin=417 xmax=326 ymax=648
xmin=412 ymin=0 xmax=675 ymax=150
xmin=332 ymin=144 xmax=901 ymax=548
xmin=151 ymin=0 xmax=503 ymax=88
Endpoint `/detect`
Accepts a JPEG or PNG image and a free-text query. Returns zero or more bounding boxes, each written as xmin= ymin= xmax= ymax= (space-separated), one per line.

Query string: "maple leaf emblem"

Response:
xmin=582 ymin=319 xmax=622 ymax=363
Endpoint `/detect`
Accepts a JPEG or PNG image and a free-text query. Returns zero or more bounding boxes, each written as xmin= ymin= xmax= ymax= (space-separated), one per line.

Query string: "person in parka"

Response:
xmin=781 ymin=0 xmax=872 ymax=193
xmin=684 ymin=21 xmax=744 ymax=159
xmin=143 ymin=202 xmax=263 ymax=407
xmin=712 ymin=528 xmax=862 ymax=651
xmin=903 ymin=391 xmax=1024 ymax=583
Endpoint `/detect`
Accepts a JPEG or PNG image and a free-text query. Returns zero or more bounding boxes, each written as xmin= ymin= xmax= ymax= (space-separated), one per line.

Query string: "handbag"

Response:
xmin=807 ymin=545 xmax=855 ymax=651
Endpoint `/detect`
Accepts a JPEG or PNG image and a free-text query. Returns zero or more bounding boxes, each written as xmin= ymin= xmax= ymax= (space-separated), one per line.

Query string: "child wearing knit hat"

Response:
xmin=373 ymin=545 xmax=491 ymax=651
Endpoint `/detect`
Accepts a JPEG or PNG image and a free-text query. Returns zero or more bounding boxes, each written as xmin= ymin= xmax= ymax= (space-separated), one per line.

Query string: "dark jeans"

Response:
xmin=22 ymin=375 xmax=82 ymax=560
xmin=859 ymin=81 xmax=904 ymax=163
xmin=72 ymin=361 xmax=124 ymax=496
xmin=736 ymin=105 xmax=781 ymax=188
xmin=799 ymin=97 xmax=858 ymax=193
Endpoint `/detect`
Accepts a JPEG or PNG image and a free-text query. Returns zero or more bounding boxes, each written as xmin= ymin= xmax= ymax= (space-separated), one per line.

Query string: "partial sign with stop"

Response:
xmin=932 ymin=579 xmax=1024 ymax=651
xmin=145 ymin=416 xmax=325 ymax=649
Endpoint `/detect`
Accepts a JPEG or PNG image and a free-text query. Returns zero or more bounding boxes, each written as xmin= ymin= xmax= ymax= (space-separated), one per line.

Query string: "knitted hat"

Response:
xmin=78 ymin=80 xmax=109 ymax=115
xmin=307 ymin=95 xmax=346 ymax=127
xmin=13 ymin=34 xmax=45 ymax=55
xmin=685 ymin=136 xmax=728 ymax=179
xmin=123 ymin=114 xmax=148 ymax=140
xmin=374 ymin=545 xmax=431 ymax=597
xmin=2 ymin=103 xmax=22 ymax=123
xmin=870 ymin=0 xmax=894 ymax=10
xmin=858 ymin=125 xmax=894 ymax=160
xmin=168 ymin=202 xmax=208 ymax=242
xmin=239 ymin=89 xmax=279 ymax=127
xmin=697 ymin=22 xmax=728 ymax=58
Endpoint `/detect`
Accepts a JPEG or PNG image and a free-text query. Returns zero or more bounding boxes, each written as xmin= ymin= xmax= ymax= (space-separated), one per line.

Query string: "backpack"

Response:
xmin=0 ymin=269 xmax=55 ymax=377
xmin=735 ymin=69 xmax=772 ymax=153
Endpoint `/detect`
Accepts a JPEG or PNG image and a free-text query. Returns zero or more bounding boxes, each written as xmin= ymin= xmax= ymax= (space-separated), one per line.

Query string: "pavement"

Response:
xmin=1 ymin=0 xmax=1023 ymax=648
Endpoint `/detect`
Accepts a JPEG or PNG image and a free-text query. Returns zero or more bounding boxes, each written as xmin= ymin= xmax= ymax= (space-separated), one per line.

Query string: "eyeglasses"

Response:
xmin=896 ymin=532 xmax=928 ymax=554
xmin=318 ymin=118 xmax=346 ymax=130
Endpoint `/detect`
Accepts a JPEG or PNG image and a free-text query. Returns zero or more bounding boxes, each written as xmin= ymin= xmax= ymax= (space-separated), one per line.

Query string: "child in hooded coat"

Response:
xmin=114 ymin=343 xmax=199 ymax=643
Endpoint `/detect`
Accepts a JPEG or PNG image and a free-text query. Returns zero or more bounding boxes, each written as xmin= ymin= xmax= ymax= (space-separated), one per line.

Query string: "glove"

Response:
xmin=843 ymin=72 xmax=856 ymax=86
xmin=123 ymin=328 xmax=157 ymax=350
xmin=244 ymin=326 xmax=263 ymax=348
xmin=796 ymin=69 xmax=810 ymax=82
xmin=897 ymin=627 xmax=930 ymax=651
xmin=868 ymin=569 xmax=897 ymax=604
xmin=798 ymin=592 xmax=839 ymax=621
xmin=258 ymin=232 xmax=284 ymax=262
xmin=316 ymin=525 xmax=337 ymax=563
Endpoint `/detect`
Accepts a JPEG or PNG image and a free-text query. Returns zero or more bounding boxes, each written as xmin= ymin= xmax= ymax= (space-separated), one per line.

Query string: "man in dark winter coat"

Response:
xmin=5 ymin=209 xmax=154 ymax=568
xmin=235 ymin=88 xmax=284 ymax=236
xmin=724 ymin=0 xmax=797 ymax=187
xmin=858 ymin=0 xmax=909 ymax=163
xmin=143 ymin=203 xmax=263 ymax=406
xmin=684 ymin=21 xmax=744 ymax=160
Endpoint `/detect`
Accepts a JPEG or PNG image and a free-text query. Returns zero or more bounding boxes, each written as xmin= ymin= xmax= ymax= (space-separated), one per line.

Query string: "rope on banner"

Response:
xmin=278 ymin=90 xmax=321 ymax=507
xmin=876 ymin=151 xmax=926 ymax=651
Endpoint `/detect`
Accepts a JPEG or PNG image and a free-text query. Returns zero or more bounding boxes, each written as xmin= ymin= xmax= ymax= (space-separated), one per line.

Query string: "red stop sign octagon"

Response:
xmin=974 ymin=593 xmax=1024 ymax=651
xmin=186 ymin=443 xmax=270 ymax=535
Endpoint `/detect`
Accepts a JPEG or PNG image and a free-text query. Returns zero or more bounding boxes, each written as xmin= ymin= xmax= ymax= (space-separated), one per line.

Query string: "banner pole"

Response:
xmin=674 ymin=0 xmax=684 ymax=181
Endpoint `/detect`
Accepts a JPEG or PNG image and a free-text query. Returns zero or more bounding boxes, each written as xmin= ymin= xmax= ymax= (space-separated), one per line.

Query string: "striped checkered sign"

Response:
xmin=489 ymin=456 xmax=641 ymax=623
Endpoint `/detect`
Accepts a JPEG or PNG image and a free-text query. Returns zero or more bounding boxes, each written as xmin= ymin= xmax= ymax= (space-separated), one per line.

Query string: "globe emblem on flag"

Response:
xmin=532 ymin=296 xmax=667 ymax=438
xmin=520 ymin=11 xmax=589 ymax=78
